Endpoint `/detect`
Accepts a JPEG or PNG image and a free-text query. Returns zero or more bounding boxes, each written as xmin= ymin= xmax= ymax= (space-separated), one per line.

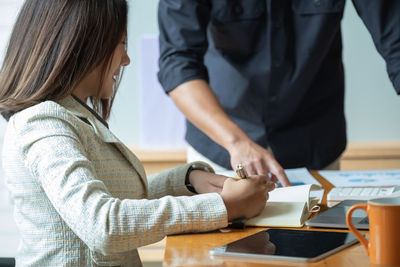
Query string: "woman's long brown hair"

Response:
xmin=0 ymin=0 xmax=127 ymax=121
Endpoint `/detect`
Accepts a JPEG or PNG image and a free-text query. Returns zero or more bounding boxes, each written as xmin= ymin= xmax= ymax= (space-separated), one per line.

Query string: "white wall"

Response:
xmin=342 ymin=2 xmax=400 ymax=141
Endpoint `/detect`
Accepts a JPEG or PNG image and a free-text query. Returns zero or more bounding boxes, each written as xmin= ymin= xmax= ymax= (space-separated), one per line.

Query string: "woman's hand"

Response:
xmin=220 ymin=175 xmax=276 ymax=221
xmin=189 ymin=170 xmax=227 ymax=194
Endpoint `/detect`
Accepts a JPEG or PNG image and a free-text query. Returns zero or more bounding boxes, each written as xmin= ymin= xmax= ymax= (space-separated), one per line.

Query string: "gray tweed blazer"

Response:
xmin=2 ymin=96 xmax=227 ymax=266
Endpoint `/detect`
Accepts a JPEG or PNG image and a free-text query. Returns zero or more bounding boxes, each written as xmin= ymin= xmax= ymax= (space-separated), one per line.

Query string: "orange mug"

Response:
xmin=346 ymin=197 xmax=400 ymax=266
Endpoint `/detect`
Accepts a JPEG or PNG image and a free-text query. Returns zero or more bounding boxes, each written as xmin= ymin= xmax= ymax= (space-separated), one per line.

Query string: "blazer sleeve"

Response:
xmin=146 ymin=161 xmax=214 ymax=199
xmin=352 ymin=0 xmax=400 ymax=93
xmin=18 ymin=114 xmax=228 ymax=255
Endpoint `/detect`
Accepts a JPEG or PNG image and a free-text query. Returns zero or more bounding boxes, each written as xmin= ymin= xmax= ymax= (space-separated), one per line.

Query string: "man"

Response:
xmin=157 ymin=0 xmax=400 ymax=186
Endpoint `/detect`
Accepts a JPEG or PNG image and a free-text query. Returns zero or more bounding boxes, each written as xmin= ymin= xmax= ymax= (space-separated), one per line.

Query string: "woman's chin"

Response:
xmin=100 ymin=90 xmax=113 ymax=100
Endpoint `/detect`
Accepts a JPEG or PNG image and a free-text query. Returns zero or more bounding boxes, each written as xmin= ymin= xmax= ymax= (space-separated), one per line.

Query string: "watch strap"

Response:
xmin=185 ymin=163 xmax=213 ymax=194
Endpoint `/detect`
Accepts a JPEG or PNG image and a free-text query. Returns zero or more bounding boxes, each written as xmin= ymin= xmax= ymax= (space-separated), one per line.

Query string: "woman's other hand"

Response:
xmin=189 ymin=170 xmax=227 ymax=194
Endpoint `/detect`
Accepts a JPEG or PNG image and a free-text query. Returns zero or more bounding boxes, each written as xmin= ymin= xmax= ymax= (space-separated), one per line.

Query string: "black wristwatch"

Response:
xmin=185 ymin=163 xmax=213 ymax=194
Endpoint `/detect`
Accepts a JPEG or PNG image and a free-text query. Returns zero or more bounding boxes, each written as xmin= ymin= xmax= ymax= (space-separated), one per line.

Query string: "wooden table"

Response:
xmin=162 ymin=171 xmax=370 ymax=267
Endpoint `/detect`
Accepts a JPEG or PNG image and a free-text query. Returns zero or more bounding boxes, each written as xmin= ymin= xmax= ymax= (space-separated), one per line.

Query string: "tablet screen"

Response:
xmin=210 ymin=229 xmax=359 ymax=262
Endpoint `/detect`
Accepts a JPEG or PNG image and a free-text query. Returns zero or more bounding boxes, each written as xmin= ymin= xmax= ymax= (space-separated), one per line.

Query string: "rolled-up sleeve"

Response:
xmin=157 ymin=0 xmax=211 ymax=93
xmin=353 ymin=0 xmax=400 ymax=94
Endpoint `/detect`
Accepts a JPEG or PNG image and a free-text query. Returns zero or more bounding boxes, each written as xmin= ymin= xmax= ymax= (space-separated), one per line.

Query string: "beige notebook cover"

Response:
xmin=246 ymin=184 xmax=321 ymax=227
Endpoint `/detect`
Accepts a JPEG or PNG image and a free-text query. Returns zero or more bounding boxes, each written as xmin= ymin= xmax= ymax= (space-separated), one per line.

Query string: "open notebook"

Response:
xmin=246 ymin=184 xmax=321 ymax=228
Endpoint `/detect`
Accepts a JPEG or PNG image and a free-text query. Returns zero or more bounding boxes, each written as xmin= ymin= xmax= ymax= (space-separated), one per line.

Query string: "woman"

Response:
xmin=0 ymin=1 xmax=274 ymax=266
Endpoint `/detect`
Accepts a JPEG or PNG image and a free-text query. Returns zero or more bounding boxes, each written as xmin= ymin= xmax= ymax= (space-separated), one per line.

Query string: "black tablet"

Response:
xmin=210 ymin=229 xmax=359 ymax=262
xmin=305 ymin=200 xmax=369 ymax=229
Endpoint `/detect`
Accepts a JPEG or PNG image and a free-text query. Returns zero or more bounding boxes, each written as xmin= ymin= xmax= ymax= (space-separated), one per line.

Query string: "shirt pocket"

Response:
xmin=290 ymin=0 xmax=345 ymax=57
xmin=209 ymin=0 xmax=266 ymax=57
xmin=211 ymin=0 xmax=265 ymax=22
xmin=291 ymin=0 xmax=345 ymax=15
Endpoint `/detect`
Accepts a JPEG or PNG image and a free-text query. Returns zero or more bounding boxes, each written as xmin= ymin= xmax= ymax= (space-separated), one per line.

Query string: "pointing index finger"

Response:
xmin=274 ymin=171 xmax=291 ymax=187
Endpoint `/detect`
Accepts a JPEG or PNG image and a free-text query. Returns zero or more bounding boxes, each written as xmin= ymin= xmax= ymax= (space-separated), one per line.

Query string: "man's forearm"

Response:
xmin=169 ymin=79 xmax=251 ymax=153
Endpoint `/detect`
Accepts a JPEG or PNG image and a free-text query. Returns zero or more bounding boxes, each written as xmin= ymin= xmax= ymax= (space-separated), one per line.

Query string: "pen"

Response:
xmin=228 ymin=163 xmax=248 ymax=229
xmin=235 ymin=163 xmax=248 ymax=179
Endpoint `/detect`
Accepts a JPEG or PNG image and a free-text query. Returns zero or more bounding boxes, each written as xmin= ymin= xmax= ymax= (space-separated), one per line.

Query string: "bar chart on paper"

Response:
xmin=318 ymin=169 xmax=400 ymax=187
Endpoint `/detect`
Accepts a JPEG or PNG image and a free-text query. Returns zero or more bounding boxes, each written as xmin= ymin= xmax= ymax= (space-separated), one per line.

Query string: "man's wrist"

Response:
xmin=224 ymin=133 xmax=252 ymax=154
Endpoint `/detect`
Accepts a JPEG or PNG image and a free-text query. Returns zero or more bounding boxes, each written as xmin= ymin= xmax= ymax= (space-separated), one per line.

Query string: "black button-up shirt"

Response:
xmin=157 ymin=0 xmax=400 ymax=169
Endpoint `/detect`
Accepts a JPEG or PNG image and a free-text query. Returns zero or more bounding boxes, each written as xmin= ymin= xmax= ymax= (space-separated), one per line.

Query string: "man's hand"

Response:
xmin=229 ymin=140 xmax=291 ymax=187
xmin=169 ymin=79 xmax=291 ymax=187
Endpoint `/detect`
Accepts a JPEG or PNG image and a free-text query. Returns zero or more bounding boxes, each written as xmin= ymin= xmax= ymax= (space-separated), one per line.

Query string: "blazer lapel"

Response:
xmin=91 ymin=118 xmax=148 ymax=187
xmin=58 ymin=96 xmax=148 ymax=191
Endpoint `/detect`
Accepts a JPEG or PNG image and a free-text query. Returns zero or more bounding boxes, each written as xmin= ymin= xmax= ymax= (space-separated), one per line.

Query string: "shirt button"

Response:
xmin=272 ymin=59 xmax=282 ymax=67
xmin=234 ymin=4 xmax=243 ymax=15
xmin=273 ymin=21 xmax=282 ymax=28
xmin=269 ymin=95 xmax=277 ymax=102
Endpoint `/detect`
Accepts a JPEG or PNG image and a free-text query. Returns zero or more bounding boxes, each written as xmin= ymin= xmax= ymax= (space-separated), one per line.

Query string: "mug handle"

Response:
xmin=346 ymin=203 xmax=369 ymax=254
